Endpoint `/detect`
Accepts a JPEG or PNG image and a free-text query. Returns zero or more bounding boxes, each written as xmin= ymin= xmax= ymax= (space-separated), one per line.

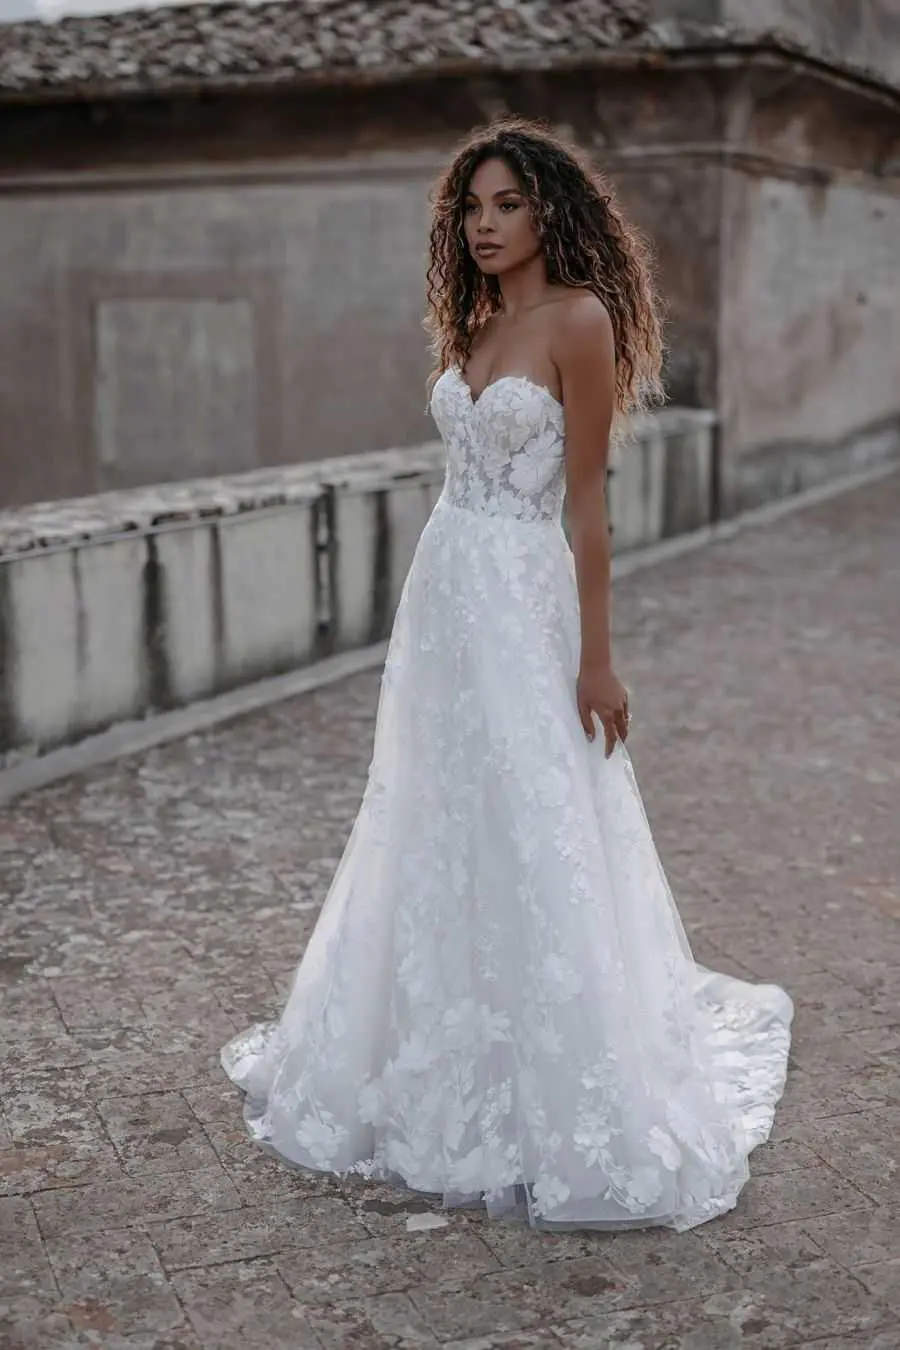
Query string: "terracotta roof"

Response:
xmin=2 ymin=0 xmax=897 ymax=104
xmin=0 ymin=0 xmax=665 ymax=100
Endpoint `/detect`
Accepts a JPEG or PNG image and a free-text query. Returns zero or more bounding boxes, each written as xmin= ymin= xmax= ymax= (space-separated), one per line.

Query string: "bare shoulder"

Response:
xmin=550 ymin=290 xmax=614 ymax=359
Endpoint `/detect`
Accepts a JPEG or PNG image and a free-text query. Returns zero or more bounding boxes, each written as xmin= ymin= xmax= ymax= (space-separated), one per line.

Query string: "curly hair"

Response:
xmin=425 ymin=117 xmax=665 ymax=418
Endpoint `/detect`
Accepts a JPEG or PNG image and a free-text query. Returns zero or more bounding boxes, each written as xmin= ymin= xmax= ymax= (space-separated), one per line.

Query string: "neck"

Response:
xmin=497 ymin=252 xmax=551 ymax=318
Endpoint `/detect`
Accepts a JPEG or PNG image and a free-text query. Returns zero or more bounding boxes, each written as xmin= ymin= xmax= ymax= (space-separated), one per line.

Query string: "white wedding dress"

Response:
xmin=221 ymin=368 xmax=793 ymax=1231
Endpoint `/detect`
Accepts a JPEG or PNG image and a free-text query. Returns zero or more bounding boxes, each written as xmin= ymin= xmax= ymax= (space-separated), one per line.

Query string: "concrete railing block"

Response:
xmin=0 ymin=413 xmax=718 ymax=761
xmin=151 ymin=525 xmax=218 ymax=706
xmin=609 ymin=409 xmax=717 ymax=549
xmin=73 ymin=538 xmax=148 ymax=732
xmin=608 ymin=426 xmax=667 ymax=553
xmin=4 ymin=536 xmax=147 ymax=751
xmin=329 ymin=489 xmax=381 ymax=651
xmin=662 ymin=425 xmax=716 ymax=538
xmin=216 ymin=503 xmax=321 ymax=683
xmin=386 ymin=476 xmax=444 ymax=615
xmin=323 ymin=450 xmax=444 ymax=650
xmin=3 ymin=550 xmax=82 ymax=751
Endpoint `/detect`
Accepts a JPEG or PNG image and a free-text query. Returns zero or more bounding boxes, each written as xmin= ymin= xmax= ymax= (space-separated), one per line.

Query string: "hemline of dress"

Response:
xmin=221 ymin=1040 xmax=769 ymax=1236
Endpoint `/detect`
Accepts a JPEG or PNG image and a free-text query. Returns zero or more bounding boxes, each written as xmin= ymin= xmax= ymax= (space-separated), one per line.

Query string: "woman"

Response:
xmin=221 ymin=118 xmax=793 ymax=1232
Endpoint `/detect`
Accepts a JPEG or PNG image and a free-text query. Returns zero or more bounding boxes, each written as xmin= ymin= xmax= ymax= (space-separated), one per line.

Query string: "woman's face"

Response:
xmin=463 ymin=156 xmax=542 ymax=276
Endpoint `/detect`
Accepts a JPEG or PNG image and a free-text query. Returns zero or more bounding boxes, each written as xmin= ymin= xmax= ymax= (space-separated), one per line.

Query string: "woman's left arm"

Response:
xmin=553 ymin=295 xmax=630 ymax=757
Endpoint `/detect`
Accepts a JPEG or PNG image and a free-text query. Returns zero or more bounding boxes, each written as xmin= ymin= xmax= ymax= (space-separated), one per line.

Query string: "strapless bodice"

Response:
xmin=429 ymin=368 xmax=566 ymax=524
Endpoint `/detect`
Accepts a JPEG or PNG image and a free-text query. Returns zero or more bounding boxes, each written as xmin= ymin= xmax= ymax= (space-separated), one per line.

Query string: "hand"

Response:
xmin=576 ymin=663 xmax=630 ymax=758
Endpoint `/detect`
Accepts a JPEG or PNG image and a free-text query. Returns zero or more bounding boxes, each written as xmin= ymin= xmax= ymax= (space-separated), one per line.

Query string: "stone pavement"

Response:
xmin=2 ymin=474 xmax=900 ymax=1350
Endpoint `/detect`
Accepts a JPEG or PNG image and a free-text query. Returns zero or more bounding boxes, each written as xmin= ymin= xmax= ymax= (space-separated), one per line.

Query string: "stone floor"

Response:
xmin=2 ymin=475 xmax=900 ymax=1350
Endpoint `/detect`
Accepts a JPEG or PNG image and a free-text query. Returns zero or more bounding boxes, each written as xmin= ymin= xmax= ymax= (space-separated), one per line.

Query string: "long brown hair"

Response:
xmin=425 ymin=117 xmax=665 ymax=417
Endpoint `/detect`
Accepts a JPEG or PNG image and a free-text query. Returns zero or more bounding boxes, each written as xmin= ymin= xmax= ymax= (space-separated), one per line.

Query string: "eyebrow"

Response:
xmin=465 ymin=188 xmax=524 ymax=200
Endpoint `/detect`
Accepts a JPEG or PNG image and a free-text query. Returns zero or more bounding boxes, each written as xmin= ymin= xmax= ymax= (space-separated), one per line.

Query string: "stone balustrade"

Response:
xmin=0 ymin=407 xmax=715 ymax=761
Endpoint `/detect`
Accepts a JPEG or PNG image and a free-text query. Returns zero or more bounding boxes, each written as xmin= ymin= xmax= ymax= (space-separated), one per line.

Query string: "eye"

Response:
xmin=464 ymin=200 xmax=479 ymax=215
xmin=500 ymin=201 xmax=520 ymax=212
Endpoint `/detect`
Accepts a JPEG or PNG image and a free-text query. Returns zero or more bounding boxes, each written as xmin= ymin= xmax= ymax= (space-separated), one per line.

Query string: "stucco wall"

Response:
xmin=0 ymin=65 xmax=727 ymax=507
xmin=721 ymin=0 xmax=900 ymax=90
xmin=719 ymin=169 xmax=900 ymax=509
xmin=0 ymin=165 xmax=435 ymax=506
xmin=715 ymin=62 xmax=900 ymax=511
xmin=0 ymin=51 xmax=898 ymax=510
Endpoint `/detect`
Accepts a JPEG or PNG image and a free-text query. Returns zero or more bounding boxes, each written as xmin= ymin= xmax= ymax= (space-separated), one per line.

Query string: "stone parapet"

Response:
xmin=0 ymin=407 xmax=714 ymax=760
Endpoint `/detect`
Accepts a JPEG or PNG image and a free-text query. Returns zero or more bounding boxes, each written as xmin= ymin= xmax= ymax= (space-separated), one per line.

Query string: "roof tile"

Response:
xmin=0 ymin=0 xmax=654 ymax=98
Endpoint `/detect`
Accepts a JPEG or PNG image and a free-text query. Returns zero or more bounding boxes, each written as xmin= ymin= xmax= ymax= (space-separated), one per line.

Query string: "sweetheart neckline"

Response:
xmin=446 ymin=367 xmax=565 ymax=415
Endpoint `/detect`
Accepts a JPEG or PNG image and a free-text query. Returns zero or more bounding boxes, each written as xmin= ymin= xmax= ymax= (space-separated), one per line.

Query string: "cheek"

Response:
xmin=510 ymin=210 xmax=540 ymax=251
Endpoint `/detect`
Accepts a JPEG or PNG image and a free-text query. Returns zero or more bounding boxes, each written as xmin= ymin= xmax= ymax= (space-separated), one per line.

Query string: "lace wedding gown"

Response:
xmin=221 ymin=368 xmax=793 ymax=1231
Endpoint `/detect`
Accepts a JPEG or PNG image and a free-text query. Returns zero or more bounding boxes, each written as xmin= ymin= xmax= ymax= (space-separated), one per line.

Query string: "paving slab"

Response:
xmin=1 ymin=475 xmax=899 ymax=1347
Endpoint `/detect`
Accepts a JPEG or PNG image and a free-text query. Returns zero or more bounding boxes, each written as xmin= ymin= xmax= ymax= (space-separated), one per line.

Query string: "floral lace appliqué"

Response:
xmin=220 ymin=367 xmax=794 ymax=1232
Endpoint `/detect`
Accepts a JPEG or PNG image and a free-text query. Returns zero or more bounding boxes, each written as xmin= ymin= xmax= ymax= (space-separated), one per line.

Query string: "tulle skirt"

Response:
xmin=221 ymin=493 xmax=793 ymax=1231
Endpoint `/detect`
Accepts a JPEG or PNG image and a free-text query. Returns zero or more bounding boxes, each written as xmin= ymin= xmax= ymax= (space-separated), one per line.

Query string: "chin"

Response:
xmin=472 ymin=253 xmax=512 ymax=276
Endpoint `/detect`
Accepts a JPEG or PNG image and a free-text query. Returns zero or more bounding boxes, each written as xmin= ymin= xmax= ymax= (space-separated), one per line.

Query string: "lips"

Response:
xmin=475 ymin=243 xmax=502 ymax=257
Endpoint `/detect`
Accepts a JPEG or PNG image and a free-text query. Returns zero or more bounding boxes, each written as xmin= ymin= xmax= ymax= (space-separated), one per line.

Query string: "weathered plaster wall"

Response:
xmin=0 ymin=165 xmax=435 ymax=505
xmin=0 ymin=46 xmax=897 ymax=509
xmin=716 ymin=64 xmax=900 ymax=510
xmin=719 ymin=169 xmax=899 ymax=510
xmin=0 ymin=66 xmax=724 ymax=505
xmin=721 ymin=0 xmax=900 ymax=90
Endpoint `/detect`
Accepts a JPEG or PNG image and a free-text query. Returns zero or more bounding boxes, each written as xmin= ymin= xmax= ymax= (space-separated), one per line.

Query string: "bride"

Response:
xmin=221 ymin=117 xmax=793 ymax=1232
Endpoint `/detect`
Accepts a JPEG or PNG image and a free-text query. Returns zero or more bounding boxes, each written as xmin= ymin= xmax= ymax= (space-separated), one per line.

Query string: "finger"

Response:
xmin=614 ymin=708 xmax=629 ymax=743
xmin=578 ymin=697 xmax=595 ymax=741
xmin=603 ymin=716 xmax=617 ymax=759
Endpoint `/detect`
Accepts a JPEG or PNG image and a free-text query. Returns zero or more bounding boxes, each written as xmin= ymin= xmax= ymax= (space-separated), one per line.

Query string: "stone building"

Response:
xmin=0 ymin=0 xmax=898 ymax=514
